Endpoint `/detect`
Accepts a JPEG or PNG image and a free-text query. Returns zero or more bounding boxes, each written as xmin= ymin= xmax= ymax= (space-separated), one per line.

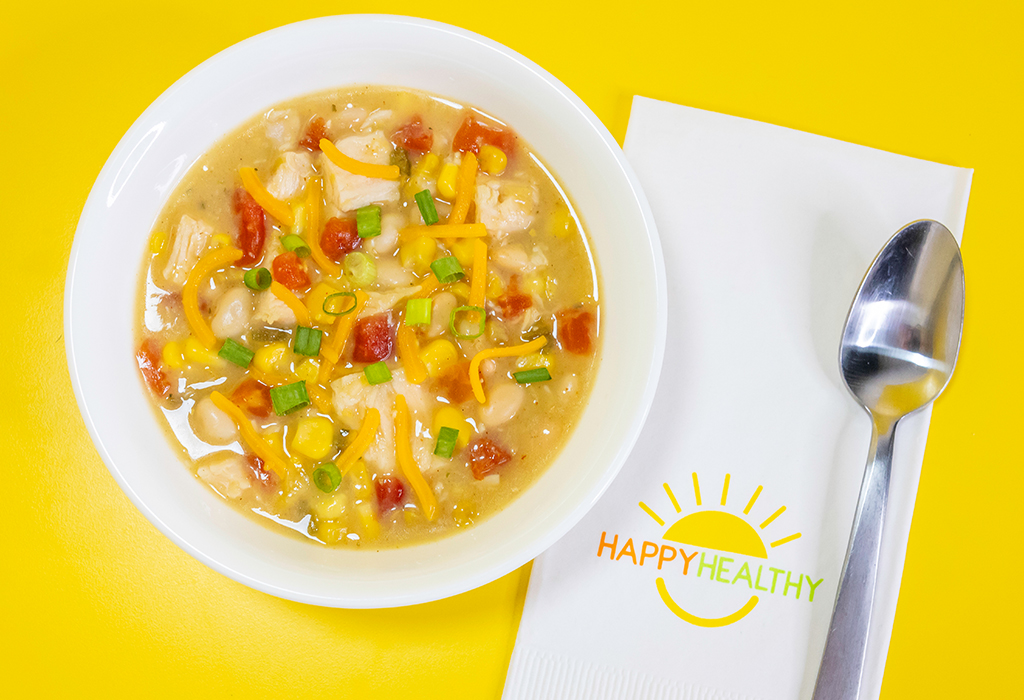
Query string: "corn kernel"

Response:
xmin=517 ymin=352 xmax=553 ymax=371
xmin=449 ymin=282 xmax=471 ymax=300
xmin=419 ymin=339 xmax=459 ymax=378
xmin=478 ymin=144 xmax=508 ymax=175
xmin=210 ymin=233 xmax=232 ymax=249
xmin=184 ymin=336 xmax=222 ymax=367
xmin=522 ymin=272 xmax=547 ymax=297
xmin=452 ymin=500 xmax=478 ymax=528
xmin=312 ymin=518 xmax=344 ymax=544
xmin=405 ymin=153 xmax=441 ymax=197
xmin=403 ymin=508 xmax=421 ymax=526
xmin=162 ymin=340 xmax=184 ymax=369
xmin=254 ymin=342 xmax=290 ymax=374
xmin=433 ymin=406 xmax=473 ymax=448
xmin=304 ymin=283 xmax=344 ymax=325
xmin=399 ymin=236 xmax=438 ymax=275
xmin=356 ymin=501 xmax=380 ymax=539
xmin=486 ymin=271 xmax=504 ymax=299
xmin=313 ymin=492 xmax=347 ymax=520
xmin=437 ymin=162 xmax=459 ymax=200
xmin=290 ymin=416 xmax=335 ymax=460
xmin=449 ymin=238 xmax=476 ymax=267
xmin=549 ymin=204 xmax=577 ymax=238
xmin=294 ymin=359 xmax=320 ymax=382
xmin=149 ymin=231 xmax=167 ymax=255
xmin=350 ymin=459 xmax=372 ymax=491
xmin=291 ymin=203 xmax=306 ymax=235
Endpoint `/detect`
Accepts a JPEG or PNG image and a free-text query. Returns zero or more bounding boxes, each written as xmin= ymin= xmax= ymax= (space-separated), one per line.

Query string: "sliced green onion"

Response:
xmin=450 ymin=305 xmax=486 ymax=339
xmin=356 ymin=205 xmax=382 ymax=238
xmin=405 ymin=298 xmax=432 ymax=326
xmin=270 ymin=381 xmax=310 ymax=415
xmin=217 ymin=338 xmax=254 ymax=368
xmin=434 ymin=426 xmax=459 ymax=459
xmin=243 ymin=267 xmax=272 ymax=291
xmin=430 ymin=256 xmax=465 ymax=284
xmin=344 ymin=251 xmax=377 ymax=287
xmin=414 ymin=189 xmax=439 ymax=226
xmin=513 ymin=367 xmax=552 ymax=384
xmin=313 ymin=463 xmax=342 ymax=493
xmin=293 ymin=326 xmax=323 ymax=356
xmin=282 ymin=234 xmax=311 ymax=257
xmin=323 ymin=292 xmax=357 ymax=316
xmin=364 ymin=361 xmax=392 ymax=385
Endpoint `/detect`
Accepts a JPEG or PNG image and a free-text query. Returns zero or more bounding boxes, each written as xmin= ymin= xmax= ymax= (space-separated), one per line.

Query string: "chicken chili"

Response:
xmin=136 ymin=86 xmax=600 ymax=547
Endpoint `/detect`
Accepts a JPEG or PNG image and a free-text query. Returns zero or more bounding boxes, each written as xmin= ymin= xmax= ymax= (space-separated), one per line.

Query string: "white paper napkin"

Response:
xmin=502 ymin=96 xmax=971 ymax=700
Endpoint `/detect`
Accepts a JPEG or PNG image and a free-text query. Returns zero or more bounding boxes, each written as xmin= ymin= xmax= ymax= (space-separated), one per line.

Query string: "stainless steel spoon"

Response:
xmin=812 ymin=220 xmax=965 ymax=700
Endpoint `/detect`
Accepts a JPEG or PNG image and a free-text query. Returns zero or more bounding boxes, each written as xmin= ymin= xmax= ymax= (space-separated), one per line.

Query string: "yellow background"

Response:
xmin=3 ymin=1 xmax=1021 ymax=697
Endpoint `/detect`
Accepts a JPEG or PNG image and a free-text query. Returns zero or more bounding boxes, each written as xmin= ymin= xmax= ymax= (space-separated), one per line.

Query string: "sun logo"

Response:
xmin=639 ymin=472 xmax=802 ymax=627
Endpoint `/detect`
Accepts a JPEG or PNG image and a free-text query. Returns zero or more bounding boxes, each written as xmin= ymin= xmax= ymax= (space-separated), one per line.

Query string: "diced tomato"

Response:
xmin=320 ymin=217 xmax=361 ymax=261
xmin=556 ymin=307 xmax=597 ymax=355
xmin=299 ymin=116 xmax=331 ymax=152
xmin=352 ymin=313 xmax=394 ymax=363
xmin=271 ymin=251 xmax=310 ymax=291
xmin=244 ymin=454 xmax=278 ymax=491
xmin=452 ymin=114 xmax=516 ymax=155
xmin=233 ymin=188 xmax=266 ymax=266
xmin=495 ymin=275 xmax=533 ymax=319
xmin=392 ymin=116 xmax=433 ymax=152
xmin=231 ymin=378 xmax=273 ymax=418
xmin=435 ymin=361 xmax=477 ymax=404
xmin=375 ymin=476 xmax=405 ymax=513
xmin=467 ymin=437 xmax=512 ymax=480
xmin=136 ymin=339 xmax=170 ymax=398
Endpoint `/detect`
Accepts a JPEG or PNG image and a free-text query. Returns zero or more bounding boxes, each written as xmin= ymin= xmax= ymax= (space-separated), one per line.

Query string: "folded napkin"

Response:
xmin=503 ymin=96 xmax=971 ymax=700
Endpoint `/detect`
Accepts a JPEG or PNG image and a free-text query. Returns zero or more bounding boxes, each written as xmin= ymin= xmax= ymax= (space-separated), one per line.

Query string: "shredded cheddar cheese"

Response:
xmin=401 ymin=223 xmax=487 ymax=239
xmin=394 ymin=395 xmax=438 ymax=520
xmin=469 ymin=336 xmax=548 ymax=404
xmin=397 ymin=326 xmax=428 ymax=385
xmin=318 ymin=290 xmax=369 ymax=383
xmin=183 ymin=246 xmax=243 ymax=349
xmin=304 ymin=176 xmax=342 ymax=277
xmin=335 ymin=408 xmax=381 ymax=476
xmin=209 ymin=391 xmax=297 ymax=483
xmin=239 ymin=167 xmax=295 ymax=226
xmin=319 ymin=138 xmax=401 ymax=181
xmin=447 ymin=152 xmax=478 ymax=225
xmin=469 ymin=239 xmax=488 ymax=308
xmin=269 ymin=281 xmax=312 ymax=327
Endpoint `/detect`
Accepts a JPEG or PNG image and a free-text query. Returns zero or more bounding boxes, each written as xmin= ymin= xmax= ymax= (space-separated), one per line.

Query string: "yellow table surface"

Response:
xmin=3 ymin=1 xmax=1021 ymax=697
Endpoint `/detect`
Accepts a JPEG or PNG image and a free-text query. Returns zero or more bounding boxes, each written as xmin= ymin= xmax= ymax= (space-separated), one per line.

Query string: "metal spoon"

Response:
xmin=813 ymin=220 xmax=965 ymax=699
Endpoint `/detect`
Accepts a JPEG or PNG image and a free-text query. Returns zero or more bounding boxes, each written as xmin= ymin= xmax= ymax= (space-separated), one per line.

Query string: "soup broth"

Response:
xmin=135 ymin=85 xmax=600 ymax=548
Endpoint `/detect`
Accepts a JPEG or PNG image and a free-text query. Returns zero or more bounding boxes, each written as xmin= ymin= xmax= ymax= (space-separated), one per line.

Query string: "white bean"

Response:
xmin=365 ymin=213 xmax=403 ymax=255
xmin=491 ymin=244 xmax=531 ymax=272
xmin=196 ymin=452 xmax=251 ymax=499
xmin=211 ymin=287 xmax=253 ymax=339
xmin=374 ymin=256 xmax=416 ymax=288
xmin=191 ymin=396 xmax=239 ymax=445
xmin=428 ymin=292 xmax=458 ymax=337
xmin=481 ymin=382 xmax=525 ymax=427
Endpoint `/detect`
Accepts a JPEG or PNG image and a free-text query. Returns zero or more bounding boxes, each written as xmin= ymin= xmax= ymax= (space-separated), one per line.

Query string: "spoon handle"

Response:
xmin=812 ymin=417 xmax=897 ymax=700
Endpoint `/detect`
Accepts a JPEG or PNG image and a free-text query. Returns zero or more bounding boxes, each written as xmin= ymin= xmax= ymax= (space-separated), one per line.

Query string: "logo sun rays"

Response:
xmin=640 ymin=473 xmax=801 ymax=558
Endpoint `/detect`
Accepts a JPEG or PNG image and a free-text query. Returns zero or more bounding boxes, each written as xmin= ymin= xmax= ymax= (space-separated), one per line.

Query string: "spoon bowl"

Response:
xmin=840 ymin=220 xmax=965 ymax=420
xmin=814 ymin=220 xmax=964 ymax=699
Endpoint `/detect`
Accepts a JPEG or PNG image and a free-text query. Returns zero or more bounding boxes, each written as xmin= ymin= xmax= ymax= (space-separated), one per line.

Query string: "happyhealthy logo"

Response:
xmin=597 ymin=472 xmax=824 ymax=627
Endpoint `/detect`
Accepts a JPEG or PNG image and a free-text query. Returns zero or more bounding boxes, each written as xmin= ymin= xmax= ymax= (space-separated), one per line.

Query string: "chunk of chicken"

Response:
xmin=253 ymin=290 xmax=296 ymax=327
xmin=265 ymin=109 xmax=302 ymax=151
xmin=330 ymin=369 xmax=441 ymax=476
xmin=163 ymin=215 xmax=213 ymax=289
xmin=266 ymin=151 xmax=314 ymax=201
xmin=320 ymin=131 xmax=400 ymax=214
xmin=359 ymin=286 xmax=419 ymax=318
xmin=475 ymin=179 xmax=538 ymax=238
xmin=196 ymin=452 xmax=251 ymax=499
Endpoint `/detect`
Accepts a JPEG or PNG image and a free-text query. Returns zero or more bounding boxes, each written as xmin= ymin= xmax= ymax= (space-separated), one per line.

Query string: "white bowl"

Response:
xmin=65 ymin=15 xmax=666 ymax=607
